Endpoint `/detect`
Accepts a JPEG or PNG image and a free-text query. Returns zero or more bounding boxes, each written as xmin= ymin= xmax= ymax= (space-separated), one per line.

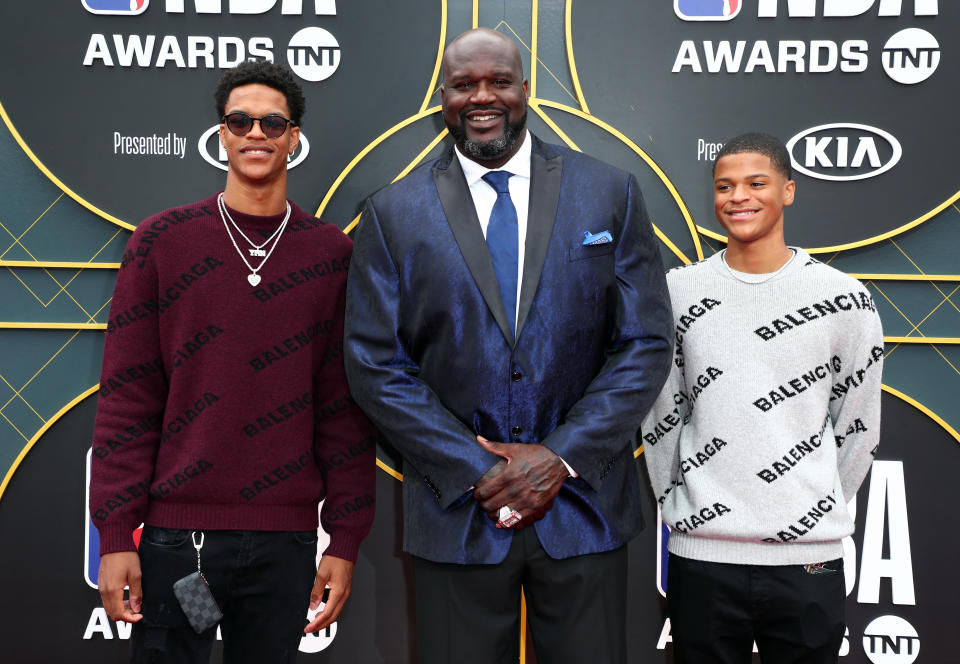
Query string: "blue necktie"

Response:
xmin=482 ymin=171 xmax=518 ymax=332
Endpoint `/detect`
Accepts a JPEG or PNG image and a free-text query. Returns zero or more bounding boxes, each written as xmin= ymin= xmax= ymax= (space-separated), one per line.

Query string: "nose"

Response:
xmin=731 ymin=183 xmax=751 ymax=202
xmin=469 ymin=80 xmax=497 ymax=105
xmin=246 ymin=118 xmax=269 ymax=139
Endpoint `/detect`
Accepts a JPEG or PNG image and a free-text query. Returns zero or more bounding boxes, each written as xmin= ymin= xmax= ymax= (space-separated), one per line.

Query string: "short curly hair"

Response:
xmin=214 ymin=60 xmax=306 ymax=126
xmin=714 ymin=132 xmax=792 ymax=180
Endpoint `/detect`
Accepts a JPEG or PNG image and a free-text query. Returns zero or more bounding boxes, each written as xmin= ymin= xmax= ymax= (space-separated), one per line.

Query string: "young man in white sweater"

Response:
xmin=640 ymin=133 xmax=883 ymax=663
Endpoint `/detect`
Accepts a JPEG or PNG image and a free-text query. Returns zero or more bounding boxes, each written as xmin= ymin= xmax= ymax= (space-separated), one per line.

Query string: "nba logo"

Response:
xmin=82 ymin=0 xmax=149 ymax=15
xmin=656 ymin=507 xmax=670 ymax=597
xmin=675 ymin=0 xmax=741 ymax=21
xmin=84 ymin=449 xmax=142 ymax=588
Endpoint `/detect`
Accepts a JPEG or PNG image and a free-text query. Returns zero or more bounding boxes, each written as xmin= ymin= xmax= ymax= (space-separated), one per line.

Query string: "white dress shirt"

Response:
xmin=454 ymin=130 xmax=531 ymax=329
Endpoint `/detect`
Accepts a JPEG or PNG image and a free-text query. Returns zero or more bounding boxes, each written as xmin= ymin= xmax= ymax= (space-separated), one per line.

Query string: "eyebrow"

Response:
xmin=225 ymin=108 xmax=288 ymax=116
xmin=447 ymin=69 xmax=515 ymax=81
xmin=715 ymin=173 xmax=770 ymax=182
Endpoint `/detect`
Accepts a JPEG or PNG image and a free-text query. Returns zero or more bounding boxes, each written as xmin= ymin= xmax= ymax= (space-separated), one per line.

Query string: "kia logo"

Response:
xmin=786 ymin=123 xmax=901 ymax=182
xmin=196 ymin=125 xmax=311 ymax=172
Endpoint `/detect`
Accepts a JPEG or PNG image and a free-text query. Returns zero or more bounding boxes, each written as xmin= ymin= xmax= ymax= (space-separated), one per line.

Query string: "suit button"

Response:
xmin=511 ymin=371 xmax=522 ymax=381
xmin=511 ymin=426 xmax=522 ymax=436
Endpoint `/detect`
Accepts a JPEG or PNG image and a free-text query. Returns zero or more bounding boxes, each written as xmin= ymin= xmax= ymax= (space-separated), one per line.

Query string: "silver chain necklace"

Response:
xmin=217 ymin=193 xmax=291 ymax=286
xmin=218 ymin=193 xmax=286 ymax=257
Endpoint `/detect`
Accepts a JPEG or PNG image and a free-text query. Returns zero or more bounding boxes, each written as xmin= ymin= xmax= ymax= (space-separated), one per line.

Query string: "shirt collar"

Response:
xmin=454 ymin=130 xmax=532 ymax=187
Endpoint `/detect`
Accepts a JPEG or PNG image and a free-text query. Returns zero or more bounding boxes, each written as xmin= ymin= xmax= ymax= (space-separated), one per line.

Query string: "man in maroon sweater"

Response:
xmin=90 ymin=61 xmax=376 ymax=662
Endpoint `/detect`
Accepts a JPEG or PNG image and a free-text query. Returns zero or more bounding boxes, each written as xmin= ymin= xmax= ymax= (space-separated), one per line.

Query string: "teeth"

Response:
xmin=471 ymin=114 xmax=498 ymax=121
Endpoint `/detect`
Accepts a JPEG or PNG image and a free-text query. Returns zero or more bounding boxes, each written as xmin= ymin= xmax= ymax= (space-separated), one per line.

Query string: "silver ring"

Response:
xmin=497 ymin=505 xmax=522 ymax=528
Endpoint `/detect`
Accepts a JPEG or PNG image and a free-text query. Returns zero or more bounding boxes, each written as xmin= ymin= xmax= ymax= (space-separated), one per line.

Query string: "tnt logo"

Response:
xmin=82 ymin=0 xmax=149 ymax=15
xmin=675 ymin=0 xmax=740 ymax=21
xmin=863 ymin=615 xmax=920 ymax=663
xmin=84 ymin=449 xmax=142 ymax=588
xmin=882 ymin=28 xmax=940 ymax=85
xmin=299 ymin=501 xmax=336 ymax=653
xmin=286 ymin=27 xmax=340 ymax=82
xmin=300 ymin=610 xmax=338 ymax=653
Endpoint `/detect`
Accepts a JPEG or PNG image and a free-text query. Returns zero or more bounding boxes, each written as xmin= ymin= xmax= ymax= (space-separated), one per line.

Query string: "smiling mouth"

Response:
xmin=728 ymin=210 xmax=758 ymax=218
xmin=462 ymin=107 xmax=506 ymax=127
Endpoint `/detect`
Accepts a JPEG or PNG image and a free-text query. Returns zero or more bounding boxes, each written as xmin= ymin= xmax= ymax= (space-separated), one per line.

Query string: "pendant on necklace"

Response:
xmin=249 ymin=248 xmax=266 ymax=257
xmin=248 ymin=273 xmax=261 ymax=286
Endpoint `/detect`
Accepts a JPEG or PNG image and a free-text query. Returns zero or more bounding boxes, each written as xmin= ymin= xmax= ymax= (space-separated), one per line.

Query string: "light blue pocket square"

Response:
xmin=582 ymin=230 xmax=614 ymax=246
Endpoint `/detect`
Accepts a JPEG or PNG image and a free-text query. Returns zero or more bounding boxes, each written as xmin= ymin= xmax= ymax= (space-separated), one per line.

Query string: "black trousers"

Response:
xmin=413 ymin=527 xmax=628 ymax=664
xmin=667 ymin=553 xmax=846 ymax=664
xmin=130 ymin=526 xmax=318 ymax=664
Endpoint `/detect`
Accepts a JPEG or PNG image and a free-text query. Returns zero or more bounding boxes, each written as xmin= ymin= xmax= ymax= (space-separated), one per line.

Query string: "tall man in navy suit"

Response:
xmin=344 ymin=28 xmax=673 ymax=664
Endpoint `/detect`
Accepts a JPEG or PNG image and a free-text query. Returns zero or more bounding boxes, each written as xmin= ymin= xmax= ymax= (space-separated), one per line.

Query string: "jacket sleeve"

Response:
xmin=831 ymin=290 xmax=884 ymax=501
xmin=344 ymin=199 xmax=498 ymax=509
xmin=540 ymin=174 xmax=674 ymax=488
xmin=313 ymin=256 xmax=377 ymax=563
xmin=89 ymin=233 xmax=167 ymax=555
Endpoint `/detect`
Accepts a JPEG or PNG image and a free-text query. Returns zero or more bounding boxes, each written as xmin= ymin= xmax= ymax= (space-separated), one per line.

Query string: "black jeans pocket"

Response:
xmin=142 ymin=526 xmax=193 ymax=547
xmin=292 ymin=529 xmax=319 ymax=545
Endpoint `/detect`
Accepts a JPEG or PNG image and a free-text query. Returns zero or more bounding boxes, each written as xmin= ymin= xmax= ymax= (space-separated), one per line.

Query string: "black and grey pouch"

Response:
xmin=172 ymin=532 xmax=223 ymax=633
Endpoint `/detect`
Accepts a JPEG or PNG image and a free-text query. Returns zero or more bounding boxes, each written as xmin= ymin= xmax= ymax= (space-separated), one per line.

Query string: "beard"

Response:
xmin=447 ymin=107 xmax=527 ymax=162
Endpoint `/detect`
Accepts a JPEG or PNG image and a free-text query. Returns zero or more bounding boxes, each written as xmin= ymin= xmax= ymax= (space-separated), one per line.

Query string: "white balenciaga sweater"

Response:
xmin=641 ymin=248 xmax=884 ymax=565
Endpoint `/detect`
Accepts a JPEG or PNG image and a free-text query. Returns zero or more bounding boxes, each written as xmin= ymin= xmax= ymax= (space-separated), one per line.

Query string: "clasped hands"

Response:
xmin=472 ymin=436 xmax=569 ymax=530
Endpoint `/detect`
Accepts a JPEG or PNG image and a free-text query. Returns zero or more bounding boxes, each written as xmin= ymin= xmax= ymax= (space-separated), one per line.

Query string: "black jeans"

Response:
xmin=131 ymin=526 xmax=318 ymax=664
xmin=667 ymin=553 xmax=846 ymax=664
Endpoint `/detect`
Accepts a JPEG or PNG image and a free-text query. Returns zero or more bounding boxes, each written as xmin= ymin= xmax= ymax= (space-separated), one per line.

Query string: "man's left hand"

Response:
xmin=473 ymin=436 xmax=569 ymax=528
xmin=305 ymin=555 xmax=355 ymax=633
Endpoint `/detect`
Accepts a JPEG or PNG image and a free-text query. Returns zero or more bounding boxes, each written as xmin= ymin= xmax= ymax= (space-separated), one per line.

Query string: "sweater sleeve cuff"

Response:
xmin=322 ymin=532 xmax=365 ymax=563
xmin=97 ymin=524 xmax=140 ymax=556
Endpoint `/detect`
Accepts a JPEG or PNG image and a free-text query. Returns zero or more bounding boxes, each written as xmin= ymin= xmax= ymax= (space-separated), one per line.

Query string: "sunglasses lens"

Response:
xmin=226 ymin=113 xmax=253 ymax=136
xmin=261 ymin=115 xmax=288 ymax=138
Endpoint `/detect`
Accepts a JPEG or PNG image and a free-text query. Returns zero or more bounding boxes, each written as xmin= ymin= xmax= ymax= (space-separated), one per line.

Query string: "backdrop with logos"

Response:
xmin=0 ymin=2 xmax=957 ymax=662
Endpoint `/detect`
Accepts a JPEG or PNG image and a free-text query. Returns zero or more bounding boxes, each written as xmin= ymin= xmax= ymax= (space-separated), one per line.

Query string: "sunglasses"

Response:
xmin=221 ymin=112 xmax=295 ymax=138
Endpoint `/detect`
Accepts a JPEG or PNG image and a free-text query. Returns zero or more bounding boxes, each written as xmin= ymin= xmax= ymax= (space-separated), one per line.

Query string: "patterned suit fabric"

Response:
xmin=345 ymin=135 xmax=673 ymax=564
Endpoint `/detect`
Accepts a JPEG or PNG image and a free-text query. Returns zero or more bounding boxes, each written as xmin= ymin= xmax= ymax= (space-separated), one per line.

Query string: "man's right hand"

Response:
xmin=97 ymin=551 xmax=144 ymax=623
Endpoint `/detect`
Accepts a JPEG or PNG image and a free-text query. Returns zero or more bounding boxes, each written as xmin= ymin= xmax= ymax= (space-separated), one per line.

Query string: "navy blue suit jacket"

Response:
xmin=344 ymin=135 xmax=673 ymax=564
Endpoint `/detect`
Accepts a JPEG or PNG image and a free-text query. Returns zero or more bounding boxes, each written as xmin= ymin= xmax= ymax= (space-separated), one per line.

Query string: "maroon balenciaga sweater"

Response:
xmin=91 ymin=194 xmax=376 ymax=561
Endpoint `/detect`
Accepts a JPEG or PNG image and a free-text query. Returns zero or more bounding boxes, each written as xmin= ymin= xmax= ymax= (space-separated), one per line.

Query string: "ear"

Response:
xmin=784 ymin=179 xmax=796 ymax=207
xmin=522 ymin=78 xmax=530 ymax=99
xmin=219 ymin=124 xmax=227 ymax=147
xmin=288 ymin=124 xmax=301 ymax=155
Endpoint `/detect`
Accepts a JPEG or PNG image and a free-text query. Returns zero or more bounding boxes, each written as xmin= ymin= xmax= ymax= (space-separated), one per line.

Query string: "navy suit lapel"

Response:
xmin=433 ymin=150 xmax=515 ymax=344
xmin=516 ymin=139 xmax=562 ymax=339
